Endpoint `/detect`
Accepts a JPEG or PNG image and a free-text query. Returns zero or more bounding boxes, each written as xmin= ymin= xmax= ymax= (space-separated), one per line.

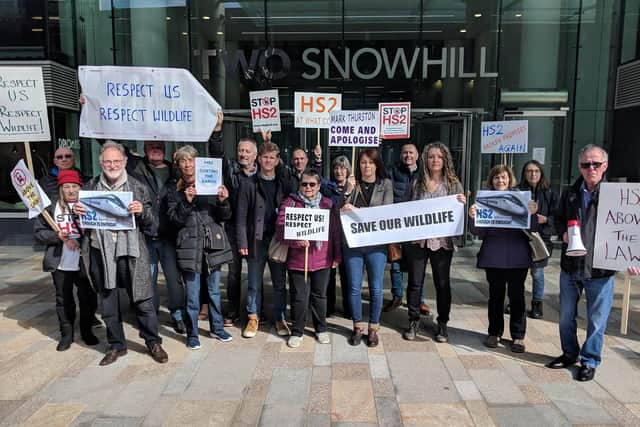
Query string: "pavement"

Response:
xmin=2 ymin=244 xmax=640 ymax=427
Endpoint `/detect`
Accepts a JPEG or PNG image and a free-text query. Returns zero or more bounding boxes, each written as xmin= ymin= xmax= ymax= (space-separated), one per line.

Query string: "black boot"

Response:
xmin=435 ymin=322 xmax=449 ymax=343
xmin=80 ymin=322 xmax=99 ymax=346
xmin=57 ymin=324 xmax=74 ymax=351
xmin=529 ymin=300 xmax=543 ymax=319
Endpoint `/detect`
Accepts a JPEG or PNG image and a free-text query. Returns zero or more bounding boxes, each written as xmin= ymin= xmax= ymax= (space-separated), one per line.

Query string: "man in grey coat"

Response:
xmin=74 ymin=141 xmax=168 ymax=366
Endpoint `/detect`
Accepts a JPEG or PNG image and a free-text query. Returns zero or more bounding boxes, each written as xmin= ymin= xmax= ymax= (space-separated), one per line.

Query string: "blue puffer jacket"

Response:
xmin=388 ymin=162 xmax=419 ymax=203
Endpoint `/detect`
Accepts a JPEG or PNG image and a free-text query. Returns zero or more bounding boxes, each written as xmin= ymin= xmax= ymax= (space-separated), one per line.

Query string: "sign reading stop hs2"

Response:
xmin=378 ymin=102 xmax=411 ymax=139
xmin=249 ymin=89 xmax=281 ymax=132
xmin=294 ymin=92 xmax=342 ymax=129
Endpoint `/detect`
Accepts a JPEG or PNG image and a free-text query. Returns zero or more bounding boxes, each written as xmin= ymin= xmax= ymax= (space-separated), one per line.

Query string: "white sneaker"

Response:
xmin=316 ymin=332 xmax=331 ymax=344
xmin=288 ymin=335 xmax=303 ymax=348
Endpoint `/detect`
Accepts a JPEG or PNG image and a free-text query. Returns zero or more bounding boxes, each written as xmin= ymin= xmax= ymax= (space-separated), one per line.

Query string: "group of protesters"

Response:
xmin=33 ymin=113 xmax=639 ymax=382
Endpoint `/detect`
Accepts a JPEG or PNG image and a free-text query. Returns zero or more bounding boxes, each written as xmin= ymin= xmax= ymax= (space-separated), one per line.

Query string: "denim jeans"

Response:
xmin=147 ymin=237 xmax=184 ymax=321
xmin=183 ymin=267 xmax=224 ymax=338
xmin=530 ymin=266 xmax=545 ymax=302
xmin=246 ymin=238 xmax=287 ymax=322
xmin=344 ymin=245 xmax=387 ymax=325
xmin=559 ymin=271 xmax=614 ymax=368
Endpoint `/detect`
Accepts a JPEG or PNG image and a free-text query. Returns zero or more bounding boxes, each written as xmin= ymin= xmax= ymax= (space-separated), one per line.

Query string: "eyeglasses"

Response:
xmin=101 ymin=159 xmax=124 ymax=167
xmin=579 ymin=161 xmax=604 ymax=170
xmin=55 ymin=154 xmax=73 ymax=159
xmin=300 ymin=182 xmax=317 ymax=188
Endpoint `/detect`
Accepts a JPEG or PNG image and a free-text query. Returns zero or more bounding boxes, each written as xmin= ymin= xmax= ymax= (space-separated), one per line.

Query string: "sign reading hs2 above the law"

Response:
xmin=284 ymin=207 xmax=330 ymax=242
xmin=340 ymin=196 xmax=464 ymax=248
xmin=195 ymin=157 xmax=222 ymax=196
xmin=10 ymin=159 xmax=51 ymax=218
xmin=379 ymin=102 xmax=411 ymax=140
xmin=0 ymin=67 xmax=51 ymax=142
xmin=593 ymin=183 xmax=640 ymax=271
xmin=294 ymin=92 xmax=342 ymax=129
xmin=78 ymin=66 xmax=222 ymax=142
xmin=250 ymin=89 xmax=280 ymax=132
xmin=78 ymin=191 xmax=135 ymax=230
xmin=480 ymin=120 xmax=528 ymax=154
xmin=329 ymin=110 xmax=379 ymax=147
xmin=474 ymin=190 xmax=531 ymax=229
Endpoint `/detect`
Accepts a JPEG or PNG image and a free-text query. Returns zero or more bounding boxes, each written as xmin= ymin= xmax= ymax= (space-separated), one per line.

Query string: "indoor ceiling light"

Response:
xmin=460 ymin=29 xmax=467 ymax=33
xmin=166 ymin=16 xmax=171 ymax=20
xmin=202 ymin=16 xmax=210 ymax=20
xmin=216 ymin=31 xmax=224 ymax=35
xmin=515 ymin=13 xmax=522 ymax=17
xmin=474 ymin=13 xmax=482 ymax=18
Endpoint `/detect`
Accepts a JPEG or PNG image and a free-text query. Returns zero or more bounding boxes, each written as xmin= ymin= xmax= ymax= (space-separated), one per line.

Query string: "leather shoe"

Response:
xmin=546 ymin=354 xmax=578 ymax=369
xmin=382 ymin=297 xmax=402 ymax=312
xmin=149 ymin=343 xmax=169 ymax=364
xmin=172 ymin=319 xmax=186 ymax=334
xmin=419 ymin=303 xmax=430 ymax=316
xmin=367 ymin=329 xmax=379 ymax=347
xmin=99 ymin=349 xmax=127 ymax=366
xmin=577 ymin=365 xmax=596 ymax=382
xmin=349 ymin=327 xmax=364 ymax=346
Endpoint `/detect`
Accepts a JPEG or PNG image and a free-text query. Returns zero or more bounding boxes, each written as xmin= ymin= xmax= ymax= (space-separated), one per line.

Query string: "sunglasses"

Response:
xmin=300 ymin=182 xmax=317 ymax=188
xmin=55 ymin=154 xmax=73 ymax=159
xmin=579 ymin=161 xmax=604 ymax=169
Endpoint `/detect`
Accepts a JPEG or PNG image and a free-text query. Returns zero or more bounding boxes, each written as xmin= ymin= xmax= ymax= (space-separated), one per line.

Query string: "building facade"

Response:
xmin=0 ymin=0 xmax=638 ymax=244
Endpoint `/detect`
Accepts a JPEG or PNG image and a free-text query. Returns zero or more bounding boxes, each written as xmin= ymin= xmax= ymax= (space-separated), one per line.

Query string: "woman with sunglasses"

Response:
xmin=341 ymin=148 xmax=393 ymax=347
xmin=276 ymin=169 xmax=342 ymax=348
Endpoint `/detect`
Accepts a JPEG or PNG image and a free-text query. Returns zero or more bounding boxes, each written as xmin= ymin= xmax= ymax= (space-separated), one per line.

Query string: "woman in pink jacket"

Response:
xmin=277 ymin=169 xmax=342 ymax=348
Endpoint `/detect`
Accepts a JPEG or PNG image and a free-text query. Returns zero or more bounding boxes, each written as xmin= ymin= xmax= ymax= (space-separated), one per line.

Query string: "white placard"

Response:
xmin=532 ymin=147 xmax=545 ymax=164
xmin=328 ymin=110 xmax=379 ymax=147
xmin=340 ymin=196 xmax=464 ymax=248
xmin=79 ymin=190 xmax=135 ymax=230
xmin=10 ymin=159 xmax=51 ymax=218
xmin=379 ymin=102 xmax=411 ymax=139
xmin=593 ymin=183 xmax=640 ymax=271
xmin=79 ymin=66 xmax=221 ymax=142
xmin=195 ymin=157 xmax=222 ymax=195
xmin=480 ymin=120 xmax=528 ymax=154
xmin=283 ymin=207 xmax=330 ymax=241
xmin=294 ymin=92 xmax=342 ymax=128
xmin=474 ymin=190 xmax=531 ymax=229
xmin=0 ymin=67 xmax=51 ymax=142
xmin=250 ymin=89 xmax=280 ymax=132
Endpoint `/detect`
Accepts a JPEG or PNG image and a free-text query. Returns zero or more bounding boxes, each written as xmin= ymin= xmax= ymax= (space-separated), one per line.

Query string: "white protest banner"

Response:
xmin=593 ymin=183 xmax=640 ymax=271
xmin=195 ymin=157 xmax=222 ymax=195
xmin=379 ymin=102 xmax=410 ymax=139
xmin=340 ymin=196 xmax=464 ymax=248
xmin=480 ymin=120 xmax=528 ymax=154
xmin=0 ymin=67 xmax=50 ymax=142
xmin=78 ymin=66 xmax=221 ymax=142
xmin=79 ymin=191 xmax=135 ymax=230
xmin=474 ymin=190 xmax=531 ymax=229
xmin=250 ymin=89 xmax=280 ymax=132
xmin=10 ymin=159 xmax=51 ymax=218
xmin=284 ymin=207 xmax=330 ymax=241
xmin=328 ymin=110 xmax=379 ymax=147
xmin=294 ymin=92 xmax=342 ymax=128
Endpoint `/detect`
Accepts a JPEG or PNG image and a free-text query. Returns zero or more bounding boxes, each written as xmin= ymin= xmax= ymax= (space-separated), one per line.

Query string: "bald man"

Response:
xmin=39 ymin=147 xmax=78 ymax=196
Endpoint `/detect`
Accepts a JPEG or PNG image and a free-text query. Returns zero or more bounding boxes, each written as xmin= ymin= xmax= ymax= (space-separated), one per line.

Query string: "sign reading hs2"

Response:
xmin=298 ymin=95 xmax=339 ymax=114
xmin=381 ymin=106 xmax=408 ymax=125
xmin=250 ymin=95 xmax=278 ymax=120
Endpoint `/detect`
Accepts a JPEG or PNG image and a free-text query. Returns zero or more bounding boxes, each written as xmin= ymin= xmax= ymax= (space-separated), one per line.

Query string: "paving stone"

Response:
xmin=520 ymin=384 xmax=552 ymax=405
xmin=91 ymin=417 xmax=143 ymax=427
xmin=259 ymin=404 xmax=305 ymax=427
xmin=105 ymin=368 xmax=173 ymax=417
xmin=332 ymin=363 xmax=369 ymax=380
xmin=22 ymin=403 xmax=85 ymax=427
xmin=489 ymin=406 xmax=561 ymax=427
xmin=443 ymin=357 xmax=470 ymax=381
xmin=140 ymin=396 xmax=179 ymax=427
xmin=534 ymin=405 xmax=572 ymax=427
xmin=308 ymin=382 xmax=330 ymax=414
xmin=381 ymin=333 xmax=436 ymax=352
xmin=331 ymin=335 xmax=368 ymax=363
xmin=368 ymin=354 xmax=390 ymax=379
xmin=372 ymin=378 xmax=395 ymax=397
xmin=264 ymin=367 xmax=311 ymax=406
xmin=387 ymin=352 xmax=458 ymax=403
xmin=313 ymin=341 xmax=331 ymax=366
xmin=163 ymin=400 xmax=238 ymax=427
xmin=454 ymin=380 xmax=482 ymax=401
xmin=468 ymin=369 xmax=527 ymax=405
xmin=305 ymin=413 xmax=330 ymax=427
xmin=274 ymin=351 xmax=314 ymax=368
xmin=69 ymin=411 xmax=100 ymax=427
xmin=399 ymin=402 xmax=474 ymax=426
xmin=311 ymin=366 xmax=331 ymax=384
xmin=231 ymin=398 xmax=263 ymax=427
xmin=375 ymin=397 xmax=402 ymax=427
xmin=594 ymin=351 xmax=640 ymax=403
xmin=0 ymin=399 xmax=24 ymax=421
xmin=464 ymin=400 xmax=496 ymax=427
xmin=597 ymin=398 xmax=640 ymax=426
xmin=163 ymin=349 xmax=207 ymax=395
xmin=331 ymin=380 xmax=376 ymax=423
xmin=435 ymin=342 xmax=458 ymax=358
xmin=245 ymin=378 xmax=271 ymax=399
xmin=538 ymin=383 xmax=616 ymax=424
xmin=522 ymin=364 xmax=573 ymax=383
xmin=459 ymin=355 xmax=501 ymax=370
xmin=497 ymin=358 xmax=531 ymax=385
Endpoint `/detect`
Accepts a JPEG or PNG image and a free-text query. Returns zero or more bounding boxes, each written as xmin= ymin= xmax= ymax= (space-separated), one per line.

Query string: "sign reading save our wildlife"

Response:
xmin=328 ymin=110 xmax=379 ymax=147
xmin=474 ymin=190 xmax=531 ymax=229
xmin=249 ymin=89 xmax=280 ymax=132
xmin=378 ymin=102 xmax=411 ymax=139
xmin=78 ymin=66 xmax=221 ymax=142
xmin=194 ymin=157 xmax=222 ymax=196
xmin=593 ymin=183 xmax=640 ymax=271
xmin=283 ymin=207 xmax=330 ymax=241
xmin=78 ymin=191 xmax=135 ymax=230
xmin=294 ymin=92 xmax=342 ymax=128
xmin=480 ymin=120 xmax=528 ymax=154
xmin=340 ymin=196 xmax=464 ymax=248
xmin=10 ymin=159 xmax=51 ymax=218
xmin=0 ymin=67 xmax=51 ymax=142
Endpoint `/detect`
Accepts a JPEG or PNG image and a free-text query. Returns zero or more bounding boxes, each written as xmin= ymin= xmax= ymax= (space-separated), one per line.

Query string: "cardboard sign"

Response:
xmin=10 ymin=159 xmax=51 ymax=218
xmin=379 ymin=102 xmax=411 ymax=139
xmin=250 ymin=89 xmax=280 ymax=132
xmin=328 ymin=110 xmax=379 ymax=147
xmin=283 ymin=207 xmax=330 ymax=241
xmin=340 ymin=196 xmax=464 ymax=248
xmin=294 ymin=92 xmax=342 ymax=128
xmin=0 ymin=67 xmax=51 ymax=142
xmin=78 ymin=66 xmax=221 ymax=142
xmin=79 ymin=190 xmax=135 ymax=230
xmin=195 ymin=157 xmax=223 ymax=195
xmin=480 ymin=120 xmax=528 ymax=154
xmin=593 ymin=183 xmax=640 ymax=271
xmin=474 ymin=190 xmax=531 ymax=229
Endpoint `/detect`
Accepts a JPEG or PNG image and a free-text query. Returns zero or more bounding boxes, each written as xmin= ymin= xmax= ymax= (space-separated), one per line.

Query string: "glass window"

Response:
xmin=0 ymin=0 xmax=46 ymax=59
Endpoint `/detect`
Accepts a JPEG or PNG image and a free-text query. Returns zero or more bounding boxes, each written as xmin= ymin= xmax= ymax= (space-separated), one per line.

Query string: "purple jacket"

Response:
xmin=276 ymin=193 xmax=342 ymax=272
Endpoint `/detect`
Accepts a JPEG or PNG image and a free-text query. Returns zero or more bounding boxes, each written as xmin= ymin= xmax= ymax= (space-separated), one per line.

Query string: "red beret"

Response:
xmin=57 ymin=169 xmax=83 ymax=187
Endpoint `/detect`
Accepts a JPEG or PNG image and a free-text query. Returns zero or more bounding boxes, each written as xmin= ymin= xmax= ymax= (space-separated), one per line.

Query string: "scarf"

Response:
xmin=298 ymin=191 xmax=323 ymax=249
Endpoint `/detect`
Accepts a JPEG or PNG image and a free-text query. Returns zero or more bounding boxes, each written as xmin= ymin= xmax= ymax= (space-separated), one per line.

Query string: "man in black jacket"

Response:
xmin=39 ymin=147 xmax=79 ymax=197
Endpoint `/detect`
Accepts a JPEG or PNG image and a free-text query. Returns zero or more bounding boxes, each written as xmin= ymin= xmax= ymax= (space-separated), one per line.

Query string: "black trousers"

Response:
xmin=90 ymin=248 xmax=161 ymax=351
xmin=224 ymin=224 xmax=242 ymax=317
xmin=288 ymin=268 xmax=330 ymax=337
xmin=327 ymin=262 xmax=350 ymax=317
xmin=485 ymin=268 xmax=528 ymax=339
xmin=51 ymin=269 xmax=97 ymax=333
xmin=406 ymin=245 xmax=454 ymax=324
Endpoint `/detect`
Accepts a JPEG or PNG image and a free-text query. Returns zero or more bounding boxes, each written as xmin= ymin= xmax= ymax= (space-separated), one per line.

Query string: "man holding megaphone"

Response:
xmin=548 ymin=144 xmax=617 ymax=382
